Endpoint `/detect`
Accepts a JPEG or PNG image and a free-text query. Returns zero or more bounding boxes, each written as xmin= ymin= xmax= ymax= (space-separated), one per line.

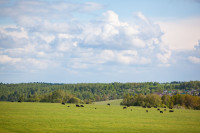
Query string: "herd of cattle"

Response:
xmin=61 ymin=102 xmax=174 ymax=113
xmin=122 ymin=105 xmax=174 ymax=113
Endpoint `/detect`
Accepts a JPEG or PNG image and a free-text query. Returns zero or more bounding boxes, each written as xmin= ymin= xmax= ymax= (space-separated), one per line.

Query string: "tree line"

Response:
xmin=121 ymin=94 xmax=200 ymax=110
xmin=0 ymin=81 xmax=199 ymax=104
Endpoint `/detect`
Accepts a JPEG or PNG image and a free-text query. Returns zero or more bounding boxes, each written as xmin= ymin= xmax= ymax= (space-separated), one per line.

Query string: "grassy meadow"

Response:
xmin=94 ymin=99 xmax=122 ymax=105
xmin=0 ymin=101 xmax=200 ymax=133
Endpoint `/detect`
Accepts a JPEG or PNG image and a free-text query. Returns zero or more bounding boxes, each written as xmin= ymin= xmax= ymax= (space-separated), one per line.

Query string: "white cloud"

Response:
xmin=58 ymin=34 xmax=74 ymax=39
xmin=82 ymin=2 xmax=104 ymax=12
xmin=102 ymin=10 xmax=122 ymax=26
xmin=57 ymin=41 xmax=78 ymax=52
xmin=0 ymin=0 xmax=172 ymax=73
xmin=81 ymin=11 xmax=162 ymax=51
xmin=117 ymin=50 xmax=150 ymax=65
xmin=26 ymin=58 xmax=48 ymax=69
xmin=188 ymin=56 xmax=200 ymax=64
xmin=4 ymin=45 xmax=36 ymax=56
xmin=98 ymin=50 xmax=115 ymax=63
xmin=157 ymin=50 xmax=171 ymax=64
xmin=0 ymin=0 xmax=103 ymax=19
xmin=158 ymin=18 xmax=200 ymax=51
xmin=35 ymin=33 xmax=55 ymax=44
xmin=130 ymin=37 xmax=146 ymax=48
xmin=0 ymin=25 xmax=28 ymax=39
xmin=0 ymin=55 xmax=21 ymax=64
xmin=134 ymin=12 xmax=149 ymax=24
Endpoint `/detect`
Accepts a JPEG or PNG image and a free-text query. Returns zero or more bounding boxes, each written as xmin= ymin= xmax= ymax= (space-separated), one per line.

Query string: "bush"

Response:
xmin=52 ymin=99 xmax=62 ymax=103
xmin=68 ymin=97 xmax=81 ymax=104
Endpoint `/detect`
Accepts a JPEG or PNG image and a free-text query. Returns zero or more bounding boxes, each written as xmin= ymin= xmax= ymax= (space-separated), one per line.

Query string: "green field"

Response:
xmin=95 ymin=99 xmax=122 ymax=105
xmin=0 ymin=102 xmax=200 ymax=133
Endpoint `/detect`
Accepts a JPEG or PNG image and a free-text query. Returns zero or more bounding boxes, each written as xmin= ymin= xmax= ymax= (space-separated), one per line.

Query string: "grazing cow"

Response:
xmin=160 ymin=111 xmax=163 ymax=113
xmin=123 ymin=107 xmax=127 ymax=109
xmin=142 ymin=106 xmax=146 ymax=108
xmin=157 ymin=108 xmax=160 ymax=111
xmin=107 ymin=103 xmax=110 ymax=106
xmin=154 ymin=106 xmax=157 ymax=108
xmin=164 ymin=109 xmax=166 ymax=111
xmin=169 ymin=107 xmax=173 ymax=109
xmin=18 ymin=100 xmax=21 ymax=103
xmin=80 ymin=105 xmax=84 ymax=107
xmin=147 ymin=106 xmax=151 ymax=108
xmin=169 ymin=110 xmax=174 ymax=112
xmin=146 ymin=110 xmax=148 ymax=112
xmin=164 ymin=106 xmax=166 ymax=108
xmin=62 ymin=102 xmax=65 ymax=105
xmin=76 ymin=104 xmax=80 ymax=107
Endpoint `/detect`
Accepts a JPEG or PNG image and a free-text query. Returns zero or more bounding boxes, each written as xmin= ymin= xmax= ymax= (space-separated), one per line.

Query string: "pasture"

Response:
xmin=94 ymin=99 xmax=122 ymax=105
xmin=0 ymin=102 xmax=200 ymax=133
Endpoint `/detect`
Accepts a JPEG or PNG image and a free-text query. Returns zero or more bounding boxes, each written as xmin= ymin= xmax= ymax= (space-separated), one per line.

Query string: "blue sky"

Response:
xmin=0 ymin=0 xmax=200 ymax=83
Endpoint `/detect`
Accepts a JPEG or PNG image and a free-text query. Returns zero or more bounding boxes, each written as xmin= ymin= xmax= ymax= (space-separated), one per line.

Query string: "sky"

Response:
xmin=0 ymin=0 xmax=200 ymax=83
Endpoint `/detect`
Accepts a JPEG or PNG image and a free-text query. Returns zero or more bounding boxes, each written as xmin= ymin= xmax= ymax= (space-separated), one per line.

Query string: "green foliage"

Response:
xmin=68 ymin=97 xmax=81 ymax=104
xmin=0 ymin=81 xmax=199 ymax=104
xmin=161 ymin=95 xmax=170 ymax=107
xmin=121 ymin=94 xmax=200 ymax=110
xmin=121 ymin=94 xmax=162 ymax=107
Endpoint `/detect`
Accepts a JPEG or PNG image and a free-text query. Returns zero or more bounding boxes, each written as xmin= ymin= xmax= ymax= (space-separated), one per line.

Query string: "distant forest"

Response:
xmin=0 ymin=81 xmax=200 ymax=104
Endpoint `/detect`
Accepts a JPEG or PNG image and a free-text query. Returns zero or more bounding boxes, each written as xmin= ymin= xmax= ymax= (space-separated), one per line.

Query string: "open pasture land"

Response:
xmin=0 ymin=102 xmax=200 ymax=133
xmin=94 ymin=99 xmax=122 ymax=105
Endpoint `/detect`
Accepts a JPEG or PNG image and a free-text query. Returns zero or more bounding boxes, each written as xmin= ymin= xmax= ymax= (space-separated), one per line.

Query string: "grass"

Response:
xmin=94 ymin=99 xmax=123 ymax=105
xmin=0 ymin=101 xmax=200 ymax=133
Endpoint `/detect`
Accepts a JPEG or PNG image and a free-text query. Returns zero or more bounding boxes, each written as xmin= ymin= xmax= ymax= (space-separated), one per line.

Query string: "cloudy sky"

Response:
xmin=0 ymin=0 xmax=200 ymax=83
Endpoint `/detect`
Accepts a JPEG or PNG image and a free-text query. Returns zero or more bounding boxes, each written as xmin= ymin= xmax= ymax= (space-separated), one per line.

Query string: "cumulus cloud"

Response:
xmin=0 ymin=0 xmax=175 ymax=74
xmin=81 ymin=10 xmax=162 ymax=50
xmin=188 ymin=56 xmax=200 ymax=64
xmin=0 ymin=55 xmax=21 ymax=64
xmin=157 ymin=50 xmax=171 ymax=64
xmin=158 ymin=18 xmax=200 ymax=51
xmin=25 ymin=58 xmax=48 ymax=69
